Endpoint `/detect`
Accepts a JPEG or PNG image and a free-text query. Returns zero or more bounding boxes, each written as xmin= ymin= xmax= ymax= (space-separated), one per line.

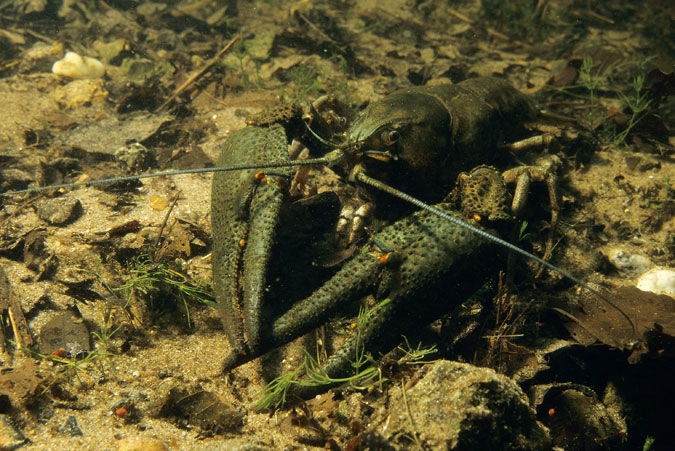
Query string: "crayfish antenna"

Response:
xmin=354 ymin=169 xmax=637 ymax=336
xmin=0 ymin=158 xmax=335 ymax=197
xmin=303 ymin=118 xmax=343 ymax=148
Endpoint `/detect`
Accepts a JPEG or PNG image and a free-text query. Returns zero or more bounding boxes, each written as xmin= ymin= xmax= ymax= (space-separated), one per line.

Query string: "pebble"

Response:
xmin=636 ymin=267 xmax=675 ymax=297
xmin=605 ymin=247 xmax=652 ymax=278
xmin=384 ymin=360 xmax=550 ymax=450
xmin=117 ymin=436 xmax=168 ymax=451
xmin=0 ymin=414 xmax=27 ymax=450
xmin=39 ymin=311 xmax=91 ymax=357
xmin=52 ymin=51 xmax=105 ymax=79
xmin=37 ymin=197 xmax=82 ymax=225
xmin=58 ymin=415 xmax=83 ymax=437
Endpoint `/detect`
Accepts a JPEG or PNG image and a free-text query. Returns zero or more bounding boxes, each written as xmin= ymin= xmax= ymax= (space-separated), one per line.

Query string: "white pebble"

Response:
xmin=636 ymin=267 xmax=675 ymax=297
xmin=52 ymin=51 xmax=105 ymax=79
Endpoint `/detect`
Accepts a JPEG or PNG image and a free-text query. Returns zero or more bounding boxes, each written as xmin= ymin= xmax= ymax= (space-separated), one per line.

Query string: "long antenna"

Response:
xmin=355 ymin=170 xmax=637 ymax=334
xmin=0 ymin=158 xmax=332 ymax=196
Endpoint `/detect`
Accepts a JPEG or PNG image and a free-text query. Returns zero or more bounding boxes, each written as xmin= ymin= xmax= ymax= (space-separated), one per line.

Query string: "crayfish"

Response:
xmin=210 ymin=77 xmax=632 ymax=394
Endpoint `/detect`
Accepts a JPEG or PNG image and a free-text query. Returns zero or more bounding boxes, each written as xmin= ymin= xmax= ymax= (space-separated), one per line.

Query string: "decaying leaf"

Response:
xmin=554 ymin=286 xmax=675 ymax=362
xmin=0 ymin=359 xmax=43 ymax=409
xmin=151 ymin=382 xmax=244 ymax=434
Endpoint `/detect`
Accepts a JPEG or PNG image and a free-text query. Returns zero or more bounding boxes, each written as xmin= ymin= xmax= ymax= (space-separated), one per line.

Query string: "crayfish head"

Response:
xmin=344 ymin=89 xmax=454 ymax=204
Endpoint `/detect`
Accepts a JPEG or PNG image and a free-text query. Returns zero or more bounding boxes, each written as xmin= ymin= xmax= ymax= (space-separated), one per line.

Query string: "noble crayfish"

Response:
xmin=210 ymin=76 xmax=632 ymax=393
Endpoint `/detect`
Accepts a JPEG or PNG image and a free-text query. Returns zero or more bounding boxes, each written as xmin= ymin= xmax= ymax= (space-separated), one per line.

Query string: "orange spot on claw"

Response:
xmin=115 ymin=407 xmax=128 ymax=417
xmin=547 ymin=408 xmax=555 ymax=417
xmin=255 ymin=171 xmax=267 ymax=183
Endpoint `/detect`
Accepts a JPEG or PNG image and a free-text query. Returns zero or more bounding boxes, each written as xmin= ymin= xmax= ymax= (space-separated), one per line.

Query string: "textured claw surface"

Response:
xmin=458 ymin=165 xmax=512 ymax=222
xmin=223 ymin=199 xmax=500 ymax=376
xmin=212 ymin=124 xmax=291 ymax=355
xmin=214 ymin=78 xmax=553 ymax=394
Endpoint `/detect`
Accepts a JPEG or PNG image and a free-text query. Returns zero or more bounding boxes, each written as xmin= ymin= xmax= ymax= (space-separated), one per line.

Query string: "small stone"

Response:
xmin=39 ymin=312 xmax=91 ymax=358
xmin=148 ymin=379 xmax=244 ymax=434
xmin=117 ymin=436 xmax=168 ymax=451
xmin=37 ymin=197 xmax=83 ymax=225
xmin=24 ymin=228 xmax=56 ymax=277
xmin=120 ymin=58 xmax=156 ymax=84
xmin=384 ymin=360 xmax=551 ymax=450
xmin=52 ymin=51 xmax=105 ymax=79
xmin=53 ymin=79 xmax=109 ymax=109
xmin=636 ymin=267 xmax=675 ymax=297
xmin=605 ymin=247 xmax=652 ymax=278
xmin=113 ymin=142 xmax=154 ymax=172
xmin=0 ymin=169 xmax=33 ymax=192
xmin=93 ymin=39 xmax=128 ymax=64
xmin=0 ymin=414 xmax=27 ymax=450
xmin=59 ymin=415 xmax=83 ymax=436
xmin=530 ymin=383 xmax=626 ymax=449
xmin=20 ymin=41 xmax=64 ymax=74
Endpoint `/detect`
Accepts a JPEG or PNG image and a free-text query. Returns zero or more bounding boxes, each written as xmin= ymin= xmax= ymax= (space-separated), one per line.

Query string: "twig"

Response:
xmin=570 ymin=9 xmax=615 ymax=25
xmin=447 ymin=8 xmax=474 ymax=24
xmin=23 ymin=28 xmax=55 ymax=44
xmin=154 ymin=192 xmax=180 ymax=251
xmin=295 ymin=12 xmax=346 ymax=54
xmin=155 ymin=33 xmax=240 ymax=113
xmin=7 ymin=307 xmax=22 ymax=351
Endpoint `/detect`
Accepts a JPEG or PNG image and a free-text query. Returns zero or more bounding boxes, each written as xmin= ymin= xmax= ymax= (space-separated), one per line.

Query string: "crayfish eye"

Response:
xmin=381 ymin=129 xmax=400 ymax=146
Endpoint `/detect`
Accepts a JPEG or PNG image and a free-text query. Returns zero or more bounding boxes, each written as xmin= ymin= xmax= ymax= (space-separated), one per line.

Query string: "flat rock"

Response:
xmin=37 ymin=196 xmax=82 ymax=225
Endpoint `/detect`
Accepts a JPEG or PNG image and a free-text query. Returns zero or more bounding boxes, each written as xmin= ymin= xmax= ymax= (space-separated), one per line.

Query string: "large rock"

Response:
xmin=382 ymin=360 xmax=551 ymax=450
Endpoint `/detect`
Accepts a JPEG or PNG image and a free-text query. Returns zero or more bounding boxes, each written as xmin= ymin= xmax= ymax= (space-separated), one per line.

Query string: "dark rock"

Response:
xmin=149 ymin=378 xmax=244 ymax=434
xmin=0 ymin=414 xmax=27 ymax=450
xmin=59 ymin=415 xmax=83 ymax=436
xmin=531 ymin=383 xmax=627 ymax=451
xmin=37 ymin=197 xmax=83 ymax=225
xmin=39 ymin=311 xmax=91 ymax=358
xmin=23 ymin=229 xmax=55 ymax=278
